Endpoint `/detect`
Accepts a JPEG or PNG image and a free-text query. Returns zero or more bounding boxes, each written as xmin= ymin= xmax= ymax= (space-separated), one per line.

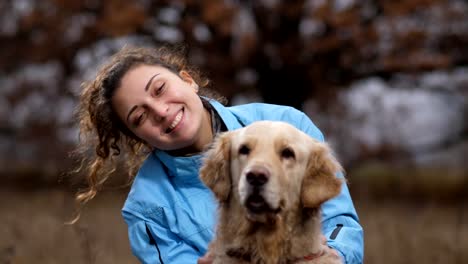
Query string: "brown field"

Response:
xmin=1 ymin=182 xmax=467 ymax=264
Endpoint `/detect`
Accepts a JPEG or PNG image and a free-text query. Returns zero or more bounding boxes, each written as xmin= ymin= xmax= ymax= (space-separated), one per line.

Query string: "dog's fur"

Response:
xmin=200 ymin=121 xmax=344 ymax=264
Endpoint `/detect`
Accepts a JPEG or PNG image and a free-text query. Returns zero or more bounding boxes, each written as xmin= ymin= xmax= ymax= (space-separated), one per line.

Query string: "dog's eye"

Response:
xmin=238 ymin=144 xmax=250 ymax=155
xmin=281 ymin=147 xmax=295 ymax=160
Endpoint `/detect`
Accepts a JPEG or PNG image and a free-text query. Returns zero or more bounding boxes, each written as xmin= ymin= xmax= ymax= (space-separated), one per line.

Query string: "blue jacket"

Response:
xmin=122 ymin=100 xmax=364 ymax=264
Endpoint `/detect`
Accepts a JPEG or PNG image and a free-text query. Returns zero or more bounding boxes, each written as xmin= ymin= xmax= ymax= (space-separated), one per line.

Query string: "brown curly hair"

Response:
xmin=70 ymin=45 xmax=226 ymax=223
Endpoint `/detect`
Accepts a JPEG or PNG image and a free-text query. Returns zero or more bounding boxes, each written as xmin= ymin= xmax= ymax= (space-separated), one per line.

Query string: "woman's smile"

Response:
xmin=165 ymin=108 xmax=184 ymax=134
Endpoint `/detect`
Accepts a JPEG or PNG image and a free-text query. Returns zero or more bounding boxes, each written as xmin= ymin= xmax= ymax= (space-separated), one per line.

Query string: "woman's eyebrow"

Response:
xmin=145 ymin=73 xmax=160 ymax=91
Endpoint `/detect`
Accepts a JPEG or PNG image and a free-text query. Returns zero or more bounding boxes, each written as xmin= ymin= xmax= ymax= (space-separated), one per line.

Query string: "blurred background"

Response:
xmin=1 ymin=0 xmax=467 ymax=263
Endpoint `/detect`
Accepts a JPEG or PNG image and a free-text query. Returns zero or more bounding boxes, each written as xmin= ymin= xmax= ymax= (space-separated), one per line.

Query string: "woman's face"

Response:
xmin=112 ymin=64 xmax=212 ymax=152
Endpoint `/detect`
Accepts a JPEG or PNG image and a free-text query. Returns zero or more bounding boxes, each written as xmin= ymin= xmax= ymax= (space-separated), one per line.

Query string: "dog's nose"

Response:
xmin=246 ymin=167 xmax=270 ymax=186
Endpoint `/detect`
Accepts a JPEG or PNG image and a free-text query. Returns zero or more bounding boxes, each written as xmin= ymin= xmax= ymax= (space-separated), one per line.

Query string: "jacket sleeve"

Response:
xmin=297 ymin=111 xmax=364 ymax=264
xmin=321 ymin=173 xmax=364 ymax=264
xmin=123 ymin=208 xmax=203 ymax=264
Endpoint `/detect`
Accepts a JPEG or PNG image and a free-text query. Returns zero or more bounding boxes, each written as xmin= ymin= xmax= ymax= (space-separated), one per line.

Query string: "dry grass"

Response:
xmin=348 ymin=162 xmax=468 ymax=202
xmin=0 ymin=187 xmax=138 ymax=264
xmin=348 ymin=162 xmax=468 ymax=264
xmin=355 ymin=196 xmax=468 ymax=264
xmin=0 ymin=173 xmax=467 ymax=263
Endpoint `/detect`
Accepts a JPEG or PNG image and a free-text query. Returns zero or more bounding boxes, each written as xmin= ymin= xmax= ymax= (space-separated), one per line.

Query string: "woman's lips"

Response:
xmin=165 ymin=108 xmax=184 ymax=134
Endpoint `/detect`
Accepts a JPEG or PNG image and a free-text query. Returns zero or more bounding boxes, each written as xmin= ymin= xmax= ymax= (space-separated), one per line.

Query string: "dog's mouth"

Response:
xmin=245 ymin=194 xmax=268 ymax=213
xmin=245 ymin=193 xmax=280 ymax=215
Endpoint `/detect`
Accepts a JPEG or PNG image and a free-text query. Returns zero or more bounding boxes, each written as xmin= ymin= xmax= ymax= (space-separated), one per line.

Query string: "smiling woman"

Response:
xmin=72 ymin=45 xmax=363 ymax=264
xmin=72 ymin=45 xmax=225 ymax=217
xmin=111 ymin=64 xmax=213 ymax=152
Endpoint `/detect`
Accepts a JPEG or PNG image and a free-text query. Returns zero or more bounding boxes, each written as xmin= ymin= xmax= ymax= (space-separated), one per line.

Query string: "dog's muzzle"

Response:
xmin=243 ymin=165 xmax=280 ymax=215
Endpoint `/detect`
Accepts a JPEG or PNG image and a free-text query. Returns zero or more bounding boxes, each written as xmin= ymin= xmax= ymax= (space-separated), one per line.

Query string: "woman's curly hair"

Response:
xmin=70 ymin=45 xmax=225 ymax=223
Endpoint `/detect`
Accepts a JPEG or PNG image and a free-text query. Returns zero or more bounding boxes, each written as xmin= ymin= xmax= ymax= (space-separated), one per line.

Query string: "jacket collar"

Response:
xmin=209 ymin=99 xmax=244 ymax=131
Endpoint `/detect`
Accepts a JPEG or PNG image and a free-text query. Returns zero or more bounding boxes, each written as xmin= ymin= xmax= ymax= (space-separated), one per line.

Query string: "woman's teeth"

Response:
xmin=166 ymin=111 xmax=182 ymax=133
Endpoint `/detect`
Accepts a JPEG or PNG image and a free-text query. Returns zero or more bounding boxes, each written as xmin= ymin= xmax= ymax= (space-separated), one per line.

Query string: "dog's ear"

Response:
xmin=301 ymin=141 xmax=343 ymax=208
xmin=200 ymin=131 xmax=232 ymax=202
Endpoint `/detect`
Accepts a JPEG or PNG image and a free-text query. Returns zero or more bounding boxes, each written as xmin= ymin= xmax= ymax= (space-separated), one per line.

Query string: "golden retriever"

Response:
xmin=200 ymin=121 xmax=344 ymax=264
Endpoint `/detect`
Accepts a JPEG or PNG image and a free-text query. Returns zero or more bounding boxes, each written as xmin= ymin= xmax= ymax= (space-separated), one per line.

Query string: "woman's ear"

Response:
xmin=179 ymin=70 xmax=199 ymax=91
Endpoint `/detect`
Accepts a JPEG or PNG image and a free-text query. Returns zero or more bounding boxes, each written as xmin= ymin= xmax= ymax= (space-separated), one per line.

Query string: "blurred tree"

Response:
xmin=0 ymin=0 xmax=467 ymax=181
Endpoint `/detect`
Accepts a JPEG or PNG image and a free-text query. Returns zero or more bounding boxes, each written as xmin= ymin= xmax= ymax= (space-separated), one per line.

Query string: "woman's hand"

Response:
xmin=197 ymin=236 xmax=341 ymax=264
xmin=318 ymin=235 xmax=342 ymax=262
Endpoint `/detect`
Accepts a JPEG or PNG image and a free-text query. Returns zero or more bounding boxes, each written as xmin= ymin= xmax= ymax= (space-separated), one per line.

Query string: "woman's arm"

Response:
xmin=124 ymin=210 xmax=204 ymax=264
xmin=321 ymin=173 xmax=364 ymax=264
xmin=296 ymin=110 xmax=364 ymax=264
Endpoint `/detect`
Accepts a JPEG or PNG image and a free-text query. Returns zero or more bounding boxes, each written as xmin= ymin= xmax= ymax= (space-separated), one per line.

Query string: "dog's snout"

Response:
xmin=246 ymin=167 xmax=270 ymax=186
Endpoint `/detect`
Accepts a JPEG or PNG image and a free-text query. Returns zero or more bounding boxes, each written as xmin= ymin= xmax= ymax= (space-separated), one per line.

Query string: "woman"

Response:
xmin=74 ymin=45 xmax=363 ymax=263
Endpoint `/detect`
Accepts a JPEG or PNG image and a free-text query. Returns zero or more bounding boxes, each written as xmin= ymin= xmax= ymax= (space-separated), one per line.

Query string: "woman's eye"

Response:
xmin=155 ymin=83 xmax=165 ymax=95
xmin=133 ymin=112 xmax=146 ymax=127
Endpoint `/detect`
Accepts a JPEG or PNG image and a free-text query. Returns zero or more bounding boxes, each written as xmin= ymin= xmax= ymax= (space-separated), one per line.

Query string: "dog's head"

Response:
xmin=200 ymin=121 xmax=343 ymax=223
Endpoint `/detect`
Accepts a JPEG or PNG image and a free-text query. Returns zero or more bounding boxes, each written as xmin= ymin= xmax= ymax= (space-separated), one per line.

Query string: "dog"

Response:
xmin=200 ymin=121 xmax=344 ymax=264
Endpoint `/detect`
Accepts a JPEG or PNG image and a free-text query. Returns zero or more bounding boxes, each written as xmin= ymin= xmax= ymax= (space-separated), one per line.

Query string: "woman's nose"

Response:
xmin=148 ymin=101 xmax=169 ymax=121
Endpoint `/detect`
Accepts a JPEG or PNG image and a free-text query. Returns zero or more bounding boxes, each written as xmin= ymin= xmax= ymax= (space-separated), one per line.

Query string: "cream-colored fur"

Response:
xmin=200 ymin=121 xmax=343 ymax=264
